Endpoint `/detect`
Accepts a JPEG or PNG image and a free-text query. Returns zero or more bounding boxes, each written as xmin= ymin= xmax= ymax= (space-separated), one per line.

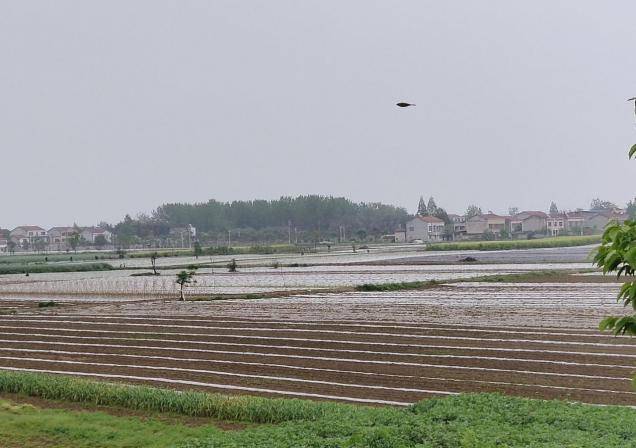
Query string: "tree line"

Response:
xmin=112 ymin=196 xmax=410 ymax=245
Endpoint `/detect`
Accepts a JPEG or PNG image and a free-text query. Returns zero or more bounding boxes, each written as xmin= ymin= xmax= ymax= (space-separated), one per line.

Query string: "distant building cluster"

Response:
xmin=0 ymin=226 xmax=112 ymax=253
xmin=395 ymin=208 xmax=629 ymax=243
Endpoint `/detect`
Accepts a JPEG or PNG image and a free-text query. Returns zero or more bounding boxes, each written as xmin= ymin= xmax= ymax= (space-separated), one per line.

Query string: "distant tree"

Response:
xmin=626 ymin=198 xmax=636 ymax=220
xmin=427 ymin=197 xmax=438 ymax=215
xmin=433 ymin=207 xmax=451 ymax=225
xmin=67 ymin=232 xmax=81 ymax=253
xmin=508 ymin=206 xmax=519 ymax=216
xmin=549 ymin=202 xmax=559 ymax=215
xmin=175 ymin=269 xmax=197 ymax=301
xmin=150 ymin=251 xmax=159 ymax=275
xmin=21 ymin=240 xmax=30 ymax=251
xmin=193 ymin=241 xmax=203 ymax=259
xmin=356 ymin=229 xmax=367 ymax=241
xmin=417 ymin=196 xmax=427 ymax=215
xmin=466 ymin=205 xmax=482 ymax=219
xmin=7 ymin=240 xmax=16 ymax=254
xmin=590 ymin=198 xmax=617 ymax=211
xmin=33 ymin=237 xmax=47 ymax=253
xmin=94 ymin=235 xmax=107 ymax=249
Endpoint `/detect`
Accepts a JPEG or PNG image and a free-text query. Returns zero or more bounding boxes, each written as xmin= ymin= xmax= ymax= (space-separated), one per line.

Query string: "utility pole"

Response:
xmin=288 ymin=220 xmax=292 ymax=245
xmin=228 ymin=230 xmax=231 ymax=247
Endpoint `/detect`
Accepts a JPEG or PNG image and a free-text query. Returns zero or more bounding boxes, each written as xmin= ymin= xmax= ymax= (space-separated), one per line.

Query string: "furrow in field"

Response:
xmin=1 ymin=319 xmax=632 ymax=347
xmin=1 ymin=347 xmax=634 ymax=396
xmin=0 ymin=337 xmax=632 ymax=384
xmin=1 ymin=325 xmax=634 ymax=360
xmin=15 ymin=314 xmax=608 ymax=337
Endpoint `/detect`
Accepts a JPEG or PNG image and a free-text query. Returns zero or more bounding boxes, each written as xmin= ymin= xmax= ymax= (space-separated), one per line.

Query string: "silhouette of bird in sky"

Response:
xmin=396 ymin=102 xmax=415 ymax=108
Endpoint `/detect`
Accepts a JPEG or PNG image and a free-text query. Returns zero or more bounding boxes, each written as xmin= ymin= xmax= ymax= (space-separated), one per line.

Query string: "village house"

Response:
xmin=547 ymin=213 xmax=567 ymax=236
xmin=0 ymin=229 xmax=9 ymax=252
xmin=10 ymin=226 xmax=48 ymax=246
xmin=466 ymin=213 xmax=507 ymax=236
xmin=405 ymin=215 xmax=445 ymax=242
xmin=393 ymin=226 xmax=406 ymax=243
xmin=448 ymin=214 xmax=467 ymax=238
xmin=509 ymin=211 xmax=548 ymax=235
xmin=48 ymin=226 xmax=77 ymax=245
xmin=80 ymin=227 xmax=112 ymax=244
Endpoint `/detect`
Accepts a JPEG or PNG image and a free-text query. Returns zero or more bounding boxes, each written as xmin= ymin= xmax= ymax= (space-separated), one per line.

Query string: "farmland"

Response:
xmin=0 ymin=246 xmax=634 ymax=447
xmin=0 ymin=280 xmax=633 ymax=407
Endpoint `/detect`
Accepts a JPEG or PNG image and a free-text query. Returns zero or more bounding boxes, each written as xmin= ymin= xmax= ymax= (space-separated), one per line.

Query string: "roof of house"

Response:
xmin=476 ymin=213 xmax=506 ymax=221
xmin=48 ymin=226 xmax=76 ymax=233
xmin=82 ymin=227 xmax=108 ymax=234
xmin=514 ymin=211 xmax=548 ymax=220
xmin=415 ymin=215 xmax=445 ymax=224
xmin=11 ymin=225 xmax=45 ymax=232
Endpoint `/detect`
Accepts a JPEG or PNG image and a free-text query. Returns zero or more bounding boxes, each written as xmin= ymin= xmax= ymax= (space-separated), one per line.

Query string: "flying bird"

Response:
xmin=396 ymin=102 xmax=415 ymax=108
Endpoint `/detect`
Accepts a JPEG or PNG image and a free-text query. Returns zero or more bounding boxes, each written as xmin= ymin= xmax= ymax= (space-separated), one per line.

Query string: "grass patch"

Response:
xmin=0 ymin=262 xmax=114 ymax=275
xmin=355 ymin=280 xmax=438 ymax=291
xmin=0 ymin=397 xmax=220 ymax=448
xmin=37 ymin=301 xmax=57 ymax=308
xmin=426 ymin=235 xmax=601 ymax=251
xmin=0 ymin=372 xmax=635 ymax=447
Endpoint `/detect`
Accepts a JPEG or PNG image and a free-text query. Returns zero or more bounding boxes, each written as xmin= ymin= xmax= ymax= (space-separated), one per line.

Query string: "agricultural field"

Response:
xmin=0 ymin=280 xmax=633 ymax=408
xmin=0 ymin=262 xmax=591 ymax=299
xmin=0 ymin=246 xmax=634 ymax=447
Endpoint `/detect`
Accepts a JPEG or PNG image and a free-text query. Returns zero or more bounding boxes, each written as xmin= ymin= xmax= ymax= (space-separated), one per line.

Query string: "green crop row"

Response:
xmin=426 ymin=235 xmax=601 ymax=251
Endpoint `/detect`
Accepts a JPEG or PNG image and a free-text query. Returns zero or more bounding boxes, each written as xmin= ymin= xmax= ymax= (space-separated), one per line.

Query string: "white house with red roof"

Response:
xmin=405 ymin=215 xmax=445 ymax=242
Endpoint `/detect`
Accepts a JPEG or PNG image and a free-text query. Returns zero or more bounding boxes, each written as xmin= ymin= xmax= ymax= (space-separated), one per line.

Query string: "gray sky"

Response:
xmin=1 ymin=1 xmax=635 ymax=229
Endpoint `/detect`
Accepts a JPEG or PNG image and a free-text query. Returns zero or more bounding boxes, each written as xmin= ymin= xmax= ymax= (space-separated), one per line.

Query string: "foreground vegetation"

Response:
xmin=426 ymin=235 xmax=601 ymax=251
xmin=0 ymin=372 xmax=635 ymax=447
xmin=0 ymin=398 xmax=217 ymax=448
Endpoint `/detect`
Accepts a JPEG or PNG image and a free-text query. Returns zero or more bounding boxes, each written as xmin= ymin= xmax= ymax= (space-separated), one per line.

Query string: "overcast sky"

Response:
xmin=1 ymin=1 xmax=635 ymax=229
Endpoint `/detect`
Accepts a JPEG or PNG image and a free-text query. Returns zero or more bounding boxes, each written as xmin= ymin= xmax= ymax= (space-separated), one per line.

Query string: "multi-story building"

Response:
xmin=466 ymin=213 xmax=507 ymax=236
xmin=546 ymin=213 xmax=566 ymax=236
xmin=405 ymin=215 xmax=445 ymax=242
xmin=447 ymin=214 xmax=467 ymax=238
xmin=48 ymin=227 xmax=77 ymax=244
xmin=10 ymin=226 xmax=48 ymax=246
xmin=509 ymin=211 xmax=548 ymax=235
xmin=81 ymin=227 xmax=112 ymax=244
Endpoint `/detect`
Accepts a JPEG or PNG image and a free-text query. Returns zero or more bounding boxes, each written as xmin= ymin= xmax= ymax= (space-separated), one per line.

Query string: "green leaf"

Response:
xmin=630 ymin=143 xmax=636 ymax=159
xmin=599 ymin=316 xmax=618 ymax=331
